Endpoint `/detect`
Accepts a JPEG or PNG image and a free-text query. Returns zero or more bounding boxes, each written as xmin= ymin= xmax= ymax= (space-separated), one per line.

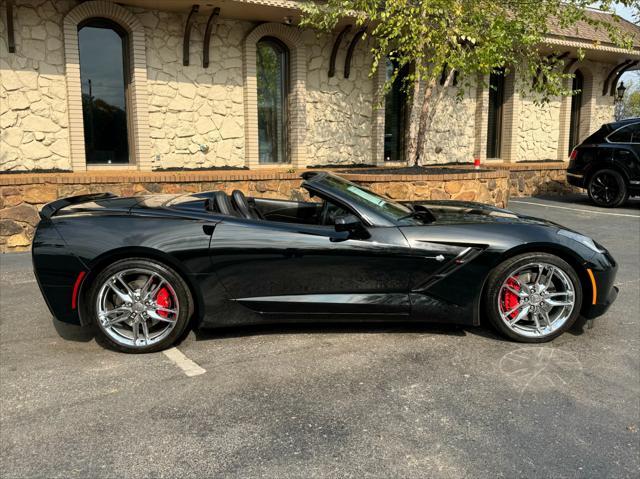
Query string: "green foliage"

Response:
xmin=300 ymin=0 xmax=635 ymax=99
xmin=620 ymin=79 xmax=640 ymax=119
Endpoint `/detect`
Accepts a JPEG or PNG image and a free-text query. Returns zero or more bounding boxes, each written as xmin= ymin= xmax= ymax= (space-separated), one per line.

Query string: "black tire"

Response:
xmin=587 ymin=168 xmax=628 ymax=208
xmin=86 ymin=258 xmax=193 ymax=353
xmin=483 ymin=253 xmax=583 ymax=343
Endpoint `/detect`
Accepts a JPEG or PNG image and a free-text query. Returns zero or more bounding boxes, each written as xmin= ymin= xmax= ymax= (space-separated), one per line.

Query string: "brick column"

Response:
xmin=371 ymin=61 xmax=386 ymax=166
xmin=500 ymin=73 xmax=521 ymax=163
xmin=473 ymin=74 xmax=489 ymax=162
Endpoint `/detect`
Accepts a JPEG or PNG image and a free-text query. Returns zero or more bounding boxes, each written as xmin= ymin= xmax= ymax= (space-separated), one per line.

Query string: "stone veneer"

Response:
xmin=0 ymin=0 xmax=74 ymax=172
xmin=0 ymin=168 xmax=511 ymax=253
xmin=0 ymin=0 xmax=626 ymax=173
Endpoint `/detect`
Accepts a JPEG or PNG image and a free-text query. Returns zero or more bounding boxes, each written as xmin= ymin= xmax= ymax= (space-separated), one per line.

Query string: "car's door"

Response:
xmin=209 ymin=216 xmax=414 ymax=318
xmin=608 ymin=122 xmax=640 ymax=182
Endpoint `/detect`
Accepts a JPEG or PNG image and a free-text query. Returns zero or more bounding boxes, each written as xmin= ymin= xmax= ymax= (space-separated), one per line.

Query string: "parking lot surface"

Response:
xmin=1 ymin=195 xmax=639 ymax=478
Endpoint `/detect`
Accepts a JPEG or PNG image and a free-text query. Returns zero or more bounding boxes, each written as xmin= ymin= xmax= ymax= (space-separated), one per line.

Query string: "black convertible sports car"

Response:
xmin=33 ymin=172 xmax=618 ymax=353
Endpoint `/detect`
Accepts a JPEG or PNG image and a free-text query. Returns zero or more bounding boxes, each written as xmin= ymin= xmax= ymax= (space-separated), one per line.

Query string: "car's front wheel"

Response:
xmin=87 ymin=258 xmax=193 ymax=353
xmin=587 ymin=169 xmax=628 ymax=208
xmin=484 ymin=253 xmax=582 ymax=343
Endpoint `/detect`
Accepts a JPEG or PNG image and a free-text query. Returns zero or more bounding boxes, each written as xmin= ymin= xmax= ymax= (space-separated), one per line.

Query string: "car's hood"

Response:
xmin=406 ymin=200 xmax=560 ymax=227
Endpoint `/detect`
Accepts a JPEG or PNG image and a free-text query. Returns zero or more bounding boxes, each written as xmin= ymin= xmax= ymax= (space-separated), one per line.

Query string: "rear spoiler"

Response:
xmin=39 ymin=192 xmax=117 ymax=220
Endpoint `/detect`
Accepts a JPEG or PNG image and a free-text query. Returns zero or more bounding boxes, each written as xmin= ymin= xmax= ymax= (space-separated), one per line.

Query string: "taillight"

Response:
xmin=569 ymin=149 xmax=578 ymax=161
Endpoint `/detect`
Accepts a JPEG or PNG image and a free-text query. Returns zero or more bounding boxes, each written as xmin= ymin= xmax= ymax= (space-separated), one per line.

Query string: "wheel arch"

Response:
xmin=77 ymin=246 xmax=205 ymax=328
xmin=477 ymin=242 xmax=593 ymax=324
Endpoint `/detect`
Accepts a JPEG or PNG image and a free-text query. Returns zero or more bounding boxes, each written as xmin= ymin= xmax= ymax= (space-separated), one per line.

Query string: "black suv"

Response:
xmin=567 ymin=118 xmax=640 ymax=207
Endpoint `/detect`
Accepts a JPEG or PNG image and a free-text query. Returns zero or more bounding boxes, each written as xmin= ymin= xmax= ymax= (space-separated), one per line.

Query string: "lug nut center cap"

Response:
xmin=132 ymin=302 xmax=145 ymax=313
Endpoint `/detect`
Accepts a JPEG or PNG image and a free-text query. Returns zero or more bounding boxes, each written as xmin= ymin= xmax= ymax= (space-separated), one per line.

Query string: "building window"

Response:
xmin=384 ymin=60 xmax=409 ymax=162
xmin=78 ymin=18 xmax=130 ymax=164
xmin=486 ymin=70 xmax=505 ymax=159
xmin=257 ymin=37 xmax=289 ymax=164
xmin=568 ymin=70 xmax=584 ymax=153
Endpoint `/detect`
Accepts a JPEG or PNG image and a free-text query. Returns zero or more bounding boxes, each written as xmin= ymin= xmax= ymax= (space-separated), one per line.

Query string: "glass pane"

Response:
xmin=568 ymin=71 xmax=583 ymax=153
xmin=384 ymin=60 xmax=407 ymax=162
xmin=257 ymin=40 xmax=288 ymax=164
xmin=608 ymin=124 xmax=640 ymax=143
xmin=486 ymin=72 xmax=505 ymax=158
xmin=79 ymin=23 xmax=129 ymax=164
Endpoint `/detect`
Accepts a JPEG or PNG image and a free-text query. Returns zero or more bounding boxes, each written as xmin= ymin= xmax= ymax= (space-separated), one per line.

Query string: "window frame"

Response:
xmin=486 ymin=70 xmax=506 ymax=159
xmin=256 ymin=36 xmax=290 ymax=165
xmin=606 ymin=122 xmax=640 ymax=145
xmin=383 ymin=60 xmax=410 ymax=163
xmin=568 ymin=70 xmax=584 ymax=154
xmin=77 ymin=17 xmax=134 ymax=166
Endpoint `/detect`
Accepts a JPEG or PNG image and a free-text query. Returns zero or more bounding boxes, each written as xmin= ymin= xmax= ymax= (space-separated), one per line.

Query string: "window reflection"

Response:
xmin=79 ymin=19 xmax=129 ymax=164
xmin=257 ymin=38 xmax=289 ymax=164
xmin=384 ymin=60 xmax=409 ymax=162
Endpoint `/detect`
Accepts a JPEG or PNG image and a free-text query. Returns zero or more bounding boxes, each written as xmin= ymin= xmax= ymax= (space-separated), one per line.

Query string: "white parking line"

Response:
xmin=163 ymin=347 xmax=206 ymax=377
xmin=509 ymin=200 xmax=640 ymax=218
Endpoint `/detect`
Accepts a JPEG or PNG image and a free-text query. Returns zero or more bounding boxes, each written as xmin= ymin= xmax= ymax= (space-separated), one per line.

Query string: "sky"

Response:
xmin=603 ymin=3 xmax=638 ymax=86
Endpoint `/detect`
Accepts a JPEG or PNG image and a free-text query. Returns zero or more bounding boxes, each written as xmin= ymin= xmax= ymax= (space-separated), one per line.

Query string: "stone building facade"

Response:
xmin=0 ymin=0 xmax=639 ymax=173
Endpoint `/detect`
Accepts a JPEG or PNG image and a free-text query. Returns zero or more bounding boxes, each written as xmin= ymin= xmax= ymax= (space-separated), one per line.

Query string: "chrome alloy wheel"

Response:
xmin=96 ymin=268 xmax=180 ymax=348
xmin=498 ymin=262 xmax=576 ymax=339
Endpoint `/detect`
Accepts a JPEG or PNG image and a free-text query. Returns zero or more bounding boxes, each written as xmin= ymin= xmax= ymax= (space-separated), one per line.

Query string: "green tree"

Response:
xmin=301 ymin=0 xmax=635 ymax=165
xmin=621 ymin=80 xmax=640 ymax=119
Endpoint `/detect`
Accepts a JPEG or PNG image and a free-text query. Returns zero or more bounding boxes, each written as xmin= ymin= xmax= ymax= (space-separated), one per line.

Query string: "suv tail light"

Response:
xmin=569 ymin=149 xmax=578 ymax=161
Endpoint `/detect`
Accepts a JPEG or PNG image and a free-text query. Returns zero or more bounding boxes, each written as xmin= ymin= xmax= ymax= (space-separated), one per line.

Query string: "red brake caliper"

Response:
xmin=502 ymin=278 xmax=520 ymax=319
xmin=155 ymin=287 xmax=171 ymax=318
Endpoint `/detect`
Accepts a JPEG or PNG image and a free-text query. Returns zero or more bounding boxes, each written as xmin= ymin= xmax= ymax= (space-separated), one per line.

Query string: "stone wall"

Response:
xmin=0 ymin=168 xmax=509 ymax=253
xmin=418 ymin=81 xmax=478 ymax=164
xmin=139 ymin=11 xmax=250 ymax=169
xmin=0 ymin=0 xmax=622 ymax=173
xmin=304 ymin=30 xmax=374 ymax=166
xmin=0 ymin=0 xmax=75 ymax=172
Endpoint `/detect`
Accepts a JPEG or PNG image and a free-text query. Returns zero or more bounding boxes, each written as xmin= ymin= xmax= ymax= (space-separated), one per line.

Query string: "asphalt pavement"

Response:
xmin=1 ymin=194 xmax=638 ymax=479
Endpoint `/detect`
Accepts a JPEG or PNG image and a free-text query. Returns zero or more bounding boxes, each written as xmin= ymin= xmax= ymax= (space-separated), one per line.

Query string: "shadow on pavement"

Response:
xmin=529 ymin=193 xmax=640 ymax=209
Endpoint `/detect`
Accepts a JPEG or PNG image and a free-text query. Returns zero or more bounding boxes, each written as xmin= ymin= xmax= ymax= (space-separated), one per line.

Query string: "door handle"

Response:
xmin=422 ymin=254 xmax=446 ymax=262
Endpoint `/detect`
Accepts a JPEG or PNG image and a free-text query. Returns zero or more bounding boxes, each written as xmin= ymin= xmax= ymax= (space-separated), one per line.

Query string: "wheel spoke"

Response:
xmin=144 ymin=279 xmax=166 ymax=302
xmin=503 ymin=303 xmax=524 ymax=318
xmin=543 ymin=267 xmax=555 ymax=290
xmin=139 ymin=274 xmax=157 ymax=299
xmin=510 ymin=306 xmax=530 ymax=326
xmin=545 ymin=298 xmax=573 ymax=307
xmin=108 ymin=281 xmax=132 ymax=304
xmin=152 ymin=306 xmax=178 ymax=315
xmin=141 ymin=319 xmax=150 ymax=344
xmin=532 ymin=312 xmax=542 ymax=332
xmin=104 ymin=311 xmax=131 ymax=327
xmin=504 ymin=285 xmax=527 ymax=298
xmin=131 ymin=320 xmax=139 ymax=344
xmin=541 ymin=310 xmax=553 ymax=328
xmin=147 ymin=310 xmax=176 ymax=323
xmin=535 ymin=264 xmax=545 ymax=285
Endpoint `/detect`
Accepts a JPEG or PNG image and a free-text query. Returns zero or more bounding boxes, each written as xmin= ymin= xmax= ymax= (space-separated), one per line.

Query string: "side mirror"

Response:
xmin=334 ymin=214 xmax=369 ymax=239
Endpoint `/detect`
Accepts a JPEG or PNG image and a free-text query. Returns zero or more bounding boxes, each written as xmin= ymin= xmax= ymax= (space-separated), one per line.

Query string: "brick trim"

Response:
xmin=63 ymin=1 xmax=151 ymax=171
xmin=243 ymin=23 xmax=307 ymax=169
xmin=371 ymin=61 xmax=387 ymax=166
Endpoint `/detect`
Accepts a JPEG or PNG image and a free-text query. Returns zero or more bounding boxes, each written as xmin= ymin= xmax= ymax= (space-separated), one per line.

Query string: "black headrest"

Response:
xmin=232 ymin=190 xmax=254 ymax=219
xmin=213 ymin=191 xmax=235 ymax=216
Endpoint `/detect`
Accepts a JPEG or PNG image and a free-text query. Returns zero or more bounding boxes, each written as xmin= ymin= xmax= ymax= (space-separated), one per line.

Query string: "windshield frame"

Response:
xmin=302 ymin=172 xmax=426 ymax=227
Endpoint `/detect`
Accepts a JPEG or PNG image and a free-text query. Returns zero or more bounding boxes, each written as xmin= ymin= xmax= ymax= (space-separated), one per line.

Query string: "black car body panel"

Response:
xmin=32 ymin=173 xmax=618 ymax=330
xmin=567 ymin=117 xmax=640 ymax=195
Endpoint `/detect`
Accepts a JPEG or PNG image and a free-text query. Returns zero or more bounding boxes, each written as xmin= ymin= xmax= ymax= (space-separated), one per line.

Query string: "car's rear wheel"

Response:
xmin=484 ymin=253 xmax=582 ymax=343
xmin=587 ymin=169 xmax=628 ymax=208
xmin=87 ymin=258 xmax=193 ymax=353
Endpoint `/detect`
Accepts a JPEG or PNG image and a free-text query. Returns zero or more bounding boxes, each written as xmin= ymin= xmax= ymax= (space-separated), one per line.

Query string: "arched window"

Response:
xmin=568 ymin=70 xmax=584 ymax=153
xmin=256 ymin=37 xmax=289 ymax=164
xmin=486 ymin=69 xmax=505 ymax=159
xmin=384 ymin=60 xmax=409 ymax=162
xmin=78 ymin=18 xmax=130 ymax=164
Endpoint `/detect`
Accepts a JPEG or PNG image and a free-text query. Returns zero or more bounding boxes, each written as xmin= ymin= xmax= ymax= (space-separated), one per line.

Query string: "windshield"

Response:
xmin=311 ymin=174 xmax=425 ymax=224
